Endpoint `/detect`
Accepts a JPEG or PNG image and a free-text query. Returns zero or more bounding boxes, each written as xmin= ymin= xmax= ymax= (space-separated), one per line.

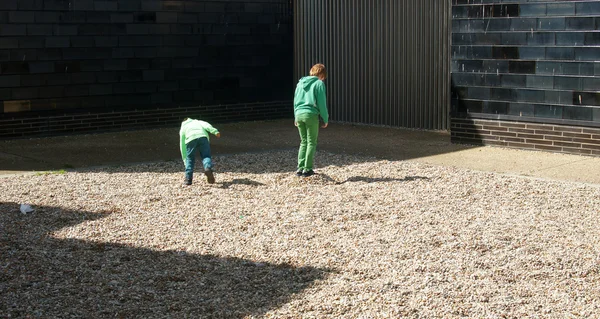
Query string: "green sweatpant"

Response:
xmin=296 ymin=113 xmax=320 ymax=171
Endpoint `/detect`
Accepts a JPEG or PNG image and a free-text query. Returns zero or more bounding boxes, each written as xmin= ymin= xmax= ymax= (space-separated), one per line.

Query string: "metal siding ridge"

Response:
xmin=293 ymin=0 xmax=450 ymax=130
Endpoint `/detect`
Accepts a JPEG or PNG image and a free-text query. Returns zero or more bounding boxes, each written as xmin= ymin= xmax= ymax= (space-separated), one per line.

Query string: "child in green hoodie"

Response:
xmin=293 ymin=63 xmax=329 ymax=177
xmin=179 ymin=118 xmax=221 ymax=185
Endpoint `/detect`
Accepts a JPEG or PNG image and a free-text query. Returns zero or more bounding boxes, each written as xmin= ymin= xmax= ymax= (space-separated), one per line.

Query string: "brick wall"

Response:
xmin=451 ymin=0 xmax=600 ymax=155
xmin=451 ymin=1 xmax=600 ymax=122
xmin=0 ymin=101 xmax=290 ymax=139
xmin=451 ymin=118 xmax=600 ymax=156
xmin=0 ymin=0 xmax=293 ymax=139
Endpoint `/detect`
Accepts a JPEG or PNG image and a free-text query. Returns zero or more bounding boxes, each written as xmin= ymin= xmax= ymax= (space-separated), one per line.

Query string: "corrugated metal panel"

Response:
xmin=294 ymin=0 xmax=451 ymax=130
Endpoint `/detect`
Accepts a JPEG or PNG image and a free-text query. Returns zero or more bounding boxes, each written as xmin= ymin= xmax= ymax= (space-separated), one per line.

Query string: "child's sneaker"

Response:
xmin=296 ymin=170 xmax=303 ymax=177
xmin=183 ymin=178 xmax=192 ymax=186
xmin=302 ymin=170 xmax=314 ymax=177
xmin=204 ymin=169 xmax=215 ymax=184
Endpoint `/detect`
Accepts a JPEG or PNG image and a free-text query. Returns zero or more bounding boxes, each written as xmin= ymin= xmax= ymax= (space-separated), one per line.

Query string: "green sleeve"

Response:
xmin=316 ymin=81 xmax=329 ymax=123
xmin=203 ymin=122 xmax=220 ymax=136
xmin=179 ymin=130 xmax=187 ymax=163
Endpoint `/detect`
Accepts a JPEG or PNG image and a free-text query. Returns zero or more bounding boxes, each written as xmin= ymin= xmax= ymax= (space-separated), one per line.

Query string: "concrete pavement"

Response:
xmin=2 ymin=119 xmax=600 ymax=185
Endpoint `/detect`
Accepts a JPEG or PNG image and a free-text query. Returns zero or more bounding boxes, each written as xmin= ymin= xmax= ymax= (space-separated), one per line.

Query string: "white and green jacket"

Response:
xmin=179 ymin=119 xmax=220 ymax=162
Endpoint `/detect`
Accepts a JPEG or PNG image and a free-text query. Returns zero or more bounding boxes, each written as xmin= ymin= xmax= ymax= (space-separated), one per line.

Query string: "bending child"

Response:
xmin=179 ymin=117 xmax=221 ymax=185
xmin=293 ymin=63 xmax=329 ymax=177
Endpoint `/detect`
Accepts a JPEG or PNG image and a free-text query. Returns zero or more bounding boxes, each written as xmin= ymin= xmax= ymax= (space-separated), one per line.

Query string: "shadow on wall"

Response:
xmin=0 ymin=202 xmax=327 ymax=318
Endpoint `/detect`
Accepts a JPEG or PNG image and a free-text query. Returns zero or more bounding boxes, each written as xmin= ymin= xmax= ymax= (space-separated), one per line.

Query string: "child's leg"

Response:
xmin=303 ymin=114 xmax=320 ymax=171
xmin=198 ymin=137 xmax=215 ymax=184
xmin=197 ymin=137 xmax=213 ymax=171
xmin=184 ymin=139 xmax=199 ymax=181
xmin=296 ymin=117 xmax=309 ymax=171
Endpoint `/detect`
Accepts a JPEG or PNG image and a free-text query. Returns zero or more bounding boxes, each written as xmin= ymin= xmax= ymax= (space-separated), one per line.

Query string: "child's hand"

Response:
xmin=321 ymin=123 xmax=328 ymax=128
xmin=294 ymin=121 xmax=298 ymax=127
xmin=216 ymin=133 xmax=221 ymax=138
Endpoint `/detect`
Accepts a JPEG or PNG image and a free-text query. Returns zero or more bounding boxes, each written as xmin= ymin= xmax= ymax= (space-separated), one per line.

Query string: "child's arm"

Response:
xmin=316 ymin=81 xmax=329 ymax=124
xmin=179 ymin=130 xmax=187 ymax=163
xmin=201 ymin=121 xmax=220 ymax=137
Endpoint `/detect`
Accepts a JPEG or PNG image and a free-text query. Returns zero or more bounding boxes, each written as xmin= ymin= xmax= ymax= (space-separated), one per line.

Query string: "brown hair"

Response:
xmin=309 ymin=63 xmax=327 ymax=79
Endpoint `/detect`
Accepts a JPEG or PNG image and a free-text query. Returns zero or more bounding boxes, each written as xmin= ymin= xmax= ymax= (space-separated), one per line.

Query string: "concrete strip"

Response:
xmin=413 ymin=146 xmax=600 ymax=185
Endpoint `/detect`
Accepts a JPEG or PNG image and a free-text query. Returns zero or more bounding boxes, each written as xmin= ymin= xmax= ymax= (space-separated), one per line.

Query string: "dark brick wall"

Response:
xmin=451 ymin=0 xmax=600 ymax=123
xmin=0 ymin=0 xmax=293 ymax=138
xmin=0 ymin=101 xmax=289 ymax=139
xmin=451 ymin=117 xmax=600 ymax=156
xmin=451 ymin=0 xmax=600 ymax=156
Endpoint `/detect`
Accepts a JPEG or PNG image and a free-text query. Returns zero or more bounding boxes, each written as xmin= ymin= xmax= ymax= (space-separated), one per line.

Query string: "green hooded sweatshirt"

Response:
xmin=293 ymin=76 xmax=328 ymax=123
xmin=179 ymin=119 xmax=220 ymax=162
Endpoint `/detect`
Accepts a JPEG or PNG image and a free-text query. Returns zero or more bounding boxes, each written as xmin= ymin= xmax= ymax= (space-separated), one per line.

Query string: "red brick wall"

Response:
xmin=451 ymin=118 xmax=600 ymax=156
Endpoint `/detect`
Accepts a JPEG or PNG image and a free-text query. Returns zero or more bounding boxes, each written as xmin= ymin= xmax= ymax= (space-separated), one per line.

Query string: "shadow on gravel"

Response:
xmin=338 ymin=176 xmax=430 ymax=184
xmin=218 ymin=178 xmax=266 ymax=189
xmin=0 ymin=202 xmax=327 ymax=318
xmin=312 ymin=173 xmax=430 ymax=185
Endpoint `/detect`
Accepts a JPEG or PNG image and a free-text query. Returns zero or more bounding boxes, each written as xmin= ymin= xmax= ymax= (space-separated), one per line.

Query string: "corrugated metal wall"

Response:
xmin=294 ymin=0 xmax=451 ymax=130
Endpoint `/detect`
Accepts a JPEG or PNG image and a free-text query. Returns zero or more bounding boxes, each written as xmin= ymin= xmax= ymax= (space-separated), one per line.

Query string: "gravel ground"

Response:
xmin=1 ymin=150 xmax=600 ymax=318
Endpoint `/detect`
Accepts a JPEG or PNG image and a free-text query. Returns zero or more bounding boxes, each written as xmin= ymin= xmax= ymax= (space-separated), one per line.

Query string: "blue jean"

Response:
xmin=185 ymin=137 xmax=213 ymax=181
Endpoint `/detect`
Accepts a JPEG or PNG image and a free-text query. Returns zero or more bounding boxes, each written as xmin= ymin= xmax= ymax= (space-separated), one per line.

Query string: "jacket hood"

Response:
xmin=299 ymin=76 xmax=320 ymax=91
